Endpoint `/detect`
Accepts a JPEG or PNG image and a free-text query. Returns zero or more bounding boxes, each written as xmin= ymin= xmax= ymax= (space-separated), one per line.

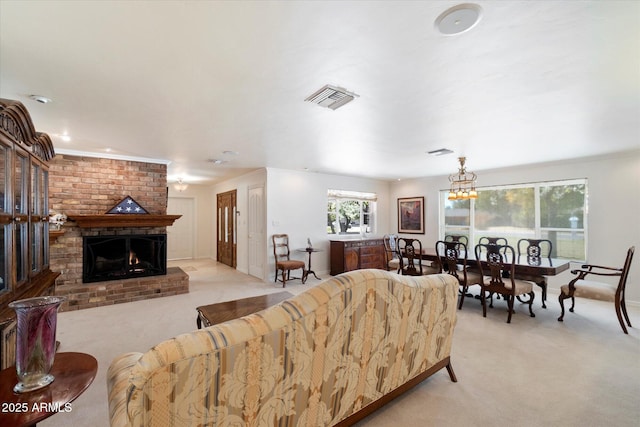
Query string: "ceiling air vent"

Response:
xmin=305 ymin=85 xmax=359 ymax=110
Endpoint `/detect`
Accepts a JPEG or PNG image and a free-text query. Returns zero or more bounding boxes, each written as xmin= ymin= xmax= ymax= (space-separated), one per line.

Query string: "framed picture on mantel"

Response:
xmin=398 ymin=197 xmax=424 ymax=234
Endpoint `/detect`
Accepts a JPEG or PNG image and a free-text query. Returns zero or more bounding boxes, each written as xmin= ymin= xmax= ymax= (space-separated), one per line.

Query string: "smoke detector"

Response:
xmin=305 ymin=85 xmax=359 ymax=110
xmin=435 ymin=3 xmax=482 ymax=35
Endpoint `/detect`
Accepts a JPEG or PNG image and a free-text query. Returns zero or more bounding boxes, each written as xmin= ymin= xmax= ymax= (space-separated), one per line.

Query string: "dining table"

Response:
xmin=417 ymin=247 xmax=572 ymax=308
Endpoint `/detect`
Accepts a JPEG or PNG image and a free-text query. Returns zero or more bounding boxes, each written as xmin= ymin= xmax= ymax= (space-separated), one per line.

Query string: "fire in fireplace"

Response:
xmin=83 ymin=234 xmax=167 ymax=283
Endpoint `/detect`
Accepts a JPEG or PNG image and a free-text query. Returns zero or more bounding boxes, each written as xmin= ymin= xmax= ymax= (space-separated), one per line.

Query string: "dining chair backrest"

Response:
xmin=474 ymin=243 xmax=516 ymax=291
xmin=383 ymin=234 xmax=400 ymax=271
xmin=436 ymin=240 xmax=469 ymax=280
xmin=272 ymin=234 xmax=293 ymax=261
xmin=478 ymin=236 xmax=508 ymax=246
xmin=444 ymin=234 xmax=469 ymax=246
xmin=517 ymin=238 xmax=552 ymax=266
xmin=397 ymin=238 xmax=423 ymax=276
xmin=383 ymin=234 xmax=399 ymax=258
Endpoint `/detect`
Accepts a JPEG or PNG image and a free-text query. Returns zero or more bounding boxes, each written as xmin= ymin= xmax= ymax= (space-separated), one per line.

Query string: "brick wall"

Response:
xmin=49 ymin=155 xmax=188 ymax=311
xmin=49 ymin=155 xmax=167 ymax=216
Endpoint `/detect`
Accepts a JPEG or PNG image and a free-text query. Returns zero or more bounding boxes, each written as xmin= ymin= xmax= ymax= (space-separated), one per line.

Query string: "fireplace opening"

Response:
xmin=83 ymin=234 xmax=167 ymax=283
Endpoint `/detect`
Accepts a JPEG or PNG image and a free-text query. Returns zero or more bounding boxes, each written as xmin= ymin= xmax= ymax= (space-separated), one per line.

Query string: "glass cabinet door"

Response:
xmin=30 ymin=162 xmax=41 ymax=274
xmin=42 ymin=169 xmax=49 ymax=269
xmin=15 ymin=150 xmax=28 ymax=285
xmin=0 ymin=144 xmax=8 ymax=291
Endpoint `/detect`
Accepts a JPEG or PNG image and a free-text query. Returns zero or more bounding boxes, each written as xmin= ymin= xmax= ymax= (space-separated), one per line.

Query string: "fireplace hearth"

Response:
xmin=83 ymin=234 xmax=167 ymax=283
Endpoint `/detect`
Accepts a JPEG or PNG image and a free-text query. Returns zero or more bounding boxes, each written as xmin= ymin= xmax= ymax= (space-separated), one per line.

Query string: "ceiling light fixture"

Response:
xmin=28 ymin=95 xmax=52 ymax=104
xmin=435 ymin=3 xmax=482 ymax=35
xmin=207 ymin=159 xmax=226 ymax=165
xmin=305 ymin=85 xmax=359 ymax=110
xmin=448 ymin=157 xmax=478 ymax=200
xmin=174 ymin=178 xmax=188 ymax=192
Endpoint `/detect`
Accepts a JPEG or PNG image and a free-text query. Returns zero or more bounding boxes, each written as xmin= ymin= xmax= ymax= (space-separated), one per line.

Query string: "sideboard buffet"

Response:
xmin=329 ymin=238 xmax=386 ymax=276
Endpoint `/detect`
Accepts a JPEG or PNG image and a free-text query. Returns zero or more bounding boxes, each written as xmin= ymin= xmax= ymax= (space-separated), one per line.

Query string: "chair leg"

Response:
xmin=481 ymin=289 xmax=487 ymax=318
xmin=458 ymin=285 xmax=466 ymax=310
xmin=528 ymin=291 xmax=535 ymax=318
xmin=621 ymin=298 xmax=632 ymax=328
xmin=281 ymin=270 xmax=287 ymax=288
xmin=615 ymin=298 xmax=629 ymax=334
xmin=558 ymin=293 xmax=567 ymax=321
xmin=506 ymin=295 xmax=514 ymax=323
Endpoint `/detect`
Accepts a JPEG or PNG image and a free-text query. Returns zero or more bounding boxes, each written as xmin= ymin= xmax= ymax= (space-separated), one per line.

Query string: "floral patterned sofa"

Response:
xmin=107 ymin=269 xmax=459 ymax=427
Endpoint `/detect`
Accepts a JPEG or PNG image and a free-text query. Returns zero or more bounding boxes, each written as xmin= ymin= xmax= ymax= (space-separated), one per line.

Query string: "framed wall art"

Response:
xmin=398 ymin=197 xmax=424 ymax=234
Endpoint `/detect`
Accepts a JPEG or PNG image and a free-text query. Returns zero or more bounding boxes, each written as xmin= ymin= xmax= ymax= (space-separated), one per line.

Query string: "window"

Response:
xmin=327 ymin=190 xmax=377 ymax=235
xmin=440 ymin=179 xmax=587 ymax=260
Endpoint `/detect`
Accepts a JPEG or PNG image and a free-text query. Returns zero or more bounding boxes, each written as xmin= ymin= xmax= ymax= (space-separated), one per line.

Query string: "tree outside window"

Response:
xmin=327 ymin=190 xmax=376 ymax=235
xmin=441 ymin=179 xmax=587 ymax=260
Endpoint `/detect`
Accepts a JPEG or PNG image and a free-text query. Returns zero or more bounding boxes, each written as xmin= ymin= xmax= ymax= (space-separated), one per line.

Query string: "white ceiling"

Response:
xmin=1 ymin=1 xmax=638 ymax=185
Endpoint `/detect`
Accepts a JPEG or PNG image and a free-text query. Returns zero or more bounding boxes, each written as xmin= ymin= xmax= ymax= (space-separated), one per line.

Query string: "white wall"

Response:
xmin=265 ymin=168 xmax=392 ymax=281
xmin=390 ymin=150 xmax=640 ymax=303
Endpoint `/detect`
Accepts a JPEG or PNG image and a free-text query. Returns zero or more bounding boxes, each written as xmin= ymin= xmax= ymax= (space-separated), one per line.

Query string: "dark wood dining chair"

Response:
xmin=272 ymin=234 xmax=307 ymax=287
xmin=383 ymin=234 xmax=400 ymax=273
xmin=444 ymin=234 xmax=469 ymax=246
xmin=558 ymin=246 xmax=635 ymax=333
xmin=474 ymin=243 xmax=536 ymax=323
xmin=436 ymin=240 xmax=482 ymax=309
xmin=398 ymin=238 xmax=440 ymax=276
xmin=516 ymin=238 xmax=553 ymax=308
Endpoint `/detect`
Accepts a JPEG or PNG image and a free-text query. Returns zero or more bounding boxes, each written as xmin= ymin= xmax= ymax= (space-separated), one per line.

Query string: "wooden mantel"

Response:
xmin=68 ymin=214 xmax=182 ymax=228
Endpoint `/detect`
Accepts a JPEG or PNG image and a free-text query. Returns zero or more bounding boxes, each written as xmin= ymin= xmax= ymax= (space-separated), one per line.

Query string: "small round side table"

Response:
xmin=0 ymin=352 xmax=98 ymax=427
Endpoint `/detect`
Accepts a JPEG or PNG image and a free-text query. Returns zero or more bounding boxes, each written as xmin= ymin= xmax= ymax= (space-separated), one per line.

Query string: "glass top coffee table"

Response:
xmin=196 ymin=291 xmax=293 ymax=329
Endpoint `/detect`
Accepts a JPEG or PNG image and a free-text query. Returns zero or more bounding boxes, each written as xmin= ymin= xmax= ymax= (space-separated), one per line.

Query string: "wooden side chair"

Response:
xmin=516 ymin=238 xmax=553 ymax=308
xmin=398 ymin=238 xmax=440 ymax=276
xmin=474 ymin=243 xmax=536 ymax=323
xmin=558 ymin=246 xmax=635 ymax=333
xmin=272 ymin=234 xmax=306 ymax=287
xmin=436 ymin=240 xmax=482 ymax=310
xmin=383 ymin=234 xmax=400 ymax=273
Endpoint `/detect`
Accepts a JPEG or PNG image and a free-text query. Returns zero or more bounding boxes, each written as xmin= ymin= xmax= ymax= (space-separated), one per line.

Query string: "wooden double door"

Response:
xmin=217 ymin=190 xmax=237 ymax=268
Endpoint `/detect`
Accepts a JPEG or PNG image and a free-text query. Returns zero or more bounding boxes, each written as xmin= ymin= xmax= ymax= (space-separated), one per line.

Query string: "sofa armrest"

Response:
xmin=107 ymin=352 xmax=144 ymax=427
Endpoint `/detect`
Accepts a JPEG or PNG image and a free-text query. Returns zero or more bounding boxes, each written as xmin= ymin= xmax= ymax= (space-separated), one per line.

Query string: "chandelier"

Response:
xmin=448 ymin=157 xmax=478 ymax=200
xmin=173 ymin=178 xmax=188 ymax=192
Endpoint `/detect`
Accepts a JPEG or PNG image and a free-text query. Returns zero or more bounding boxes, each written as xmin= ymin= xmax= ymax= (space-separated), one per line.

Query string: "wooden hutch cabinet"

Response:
xmin=0 ymin=99 xmax=59 ymax=369
xmin=330 ymin=238 xmax=386 ymax=276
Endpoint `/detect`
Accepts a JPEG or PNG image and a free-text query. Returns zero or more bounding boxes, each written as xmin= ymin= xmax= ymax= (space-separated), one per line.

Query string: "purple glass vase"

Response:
xmin=8 ymin=296 xmax=65 ymax=393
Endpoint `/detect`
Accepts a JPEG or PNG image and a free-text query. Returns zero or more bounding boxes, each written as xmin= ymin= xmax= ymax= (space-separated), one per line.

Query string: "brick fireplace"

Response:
xmin=49 ymin=155 xmax=188 ymax=311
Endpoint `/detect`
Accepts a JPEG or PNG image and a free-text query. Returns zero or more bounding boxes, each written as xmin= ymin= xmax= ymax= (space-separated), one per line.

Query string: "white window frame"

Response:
xmin=327 ymin=189 xmax=377 ymax=235
xmin=439 ymin=178 xmax=588 ymax=260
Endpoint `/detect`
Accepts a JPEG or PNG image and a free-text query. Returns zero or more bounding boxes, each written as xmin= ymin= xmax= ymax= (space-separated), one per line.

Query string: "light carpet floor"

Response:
xmin=37 ymin=259 xmax=640 ymax=427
